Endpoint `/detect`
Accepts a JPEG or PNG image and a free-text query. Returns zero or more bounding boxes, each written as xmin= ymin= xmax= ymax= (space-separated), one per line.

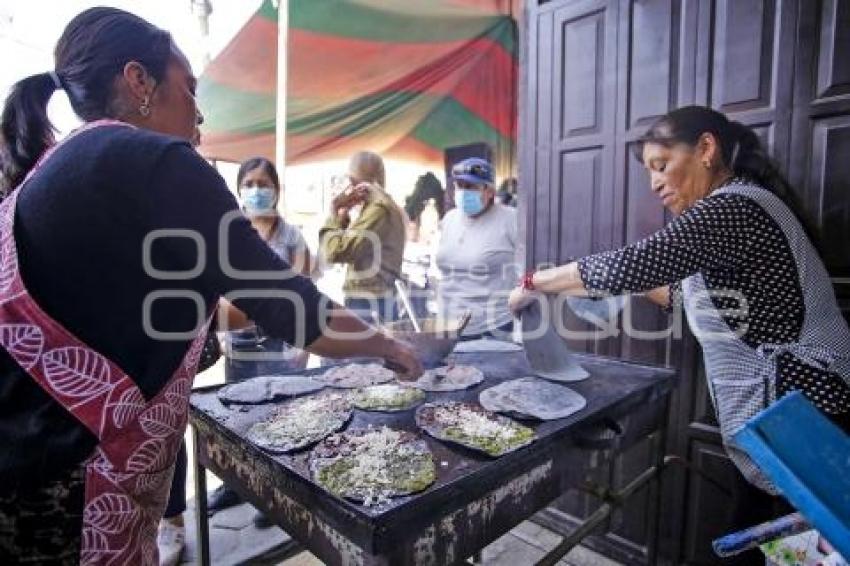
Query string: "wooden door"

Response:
xmin=520 ymin=0 xmax=846 ymax=563
xmin=668 ymin=2 xmax=798 ymax=564
xmin=789 ymin=0 xmax=850 ymax=318
xmin=525 ymin=0 xmax=622 ymax=356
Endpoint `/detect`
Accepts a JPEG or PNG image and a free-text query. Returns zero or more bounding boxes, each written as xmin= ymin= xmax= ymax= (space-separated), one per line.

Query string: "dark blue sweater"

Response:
xmin=0 ymin=125 xmax=328 ymax=491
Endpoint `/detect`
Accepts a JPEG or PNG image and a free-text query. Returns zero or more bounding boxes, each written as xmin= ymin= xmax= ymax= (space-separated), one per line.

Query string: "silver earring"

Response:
xmin=139 ymin=96 xmax=151 ymax=117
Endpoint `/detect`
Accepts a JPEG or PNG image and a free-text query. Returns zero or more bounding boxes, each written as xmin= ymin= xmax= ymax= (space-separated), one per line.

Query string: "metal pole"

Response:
xmin=275 ymin=0 xmax=288 ymax=181
xmin=535 ymin=464 xmax=663 ymax=566
xmin=189 ymin=0 xmax=213 ymax=66
xmin=192 ymin=426 xmax=211 ymax=566
xmin=648 ymin=407 xmax=669 ymax=564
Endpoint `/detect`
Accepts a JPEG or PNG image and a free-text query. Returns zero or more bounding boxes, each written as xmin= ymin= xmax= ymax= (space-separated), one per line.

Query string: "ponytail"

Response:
xmin=0 ymin=72 xmax=60 ymax=193
xmin=726 ymin=121 xmax=792 ymax=202
xmin=1 ymin=7 xmax=173 ymax=195
xmin=726 ymin=121 xmax=821 ymax=250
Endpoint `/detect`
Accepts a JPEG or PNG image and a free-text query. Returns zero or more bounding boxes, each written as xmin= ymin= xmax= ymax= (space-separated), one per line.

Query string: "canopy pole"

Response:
xmin=275 ymin=0 xmax=288 ymax=178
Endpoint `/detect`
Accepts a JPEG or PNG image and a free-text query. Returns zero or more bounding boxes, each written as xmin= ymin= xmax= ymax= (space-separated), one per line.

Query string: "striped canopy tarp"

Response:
xmin=197 ymin=0 xmax=517 ymax=172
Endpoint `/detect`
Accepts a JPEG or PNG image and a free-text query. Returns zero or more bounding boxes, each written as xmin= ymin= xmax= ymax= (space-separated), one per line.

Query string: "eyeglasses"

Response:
xmin=452 ymin=161 xmax=491 ymax=180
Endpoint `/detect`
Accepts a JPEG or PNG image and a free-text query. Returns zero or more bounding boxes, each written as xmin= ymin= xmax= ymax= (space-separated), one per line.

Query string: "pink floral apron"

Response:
xmin=0 ymin=121 xmax=211 ymax=564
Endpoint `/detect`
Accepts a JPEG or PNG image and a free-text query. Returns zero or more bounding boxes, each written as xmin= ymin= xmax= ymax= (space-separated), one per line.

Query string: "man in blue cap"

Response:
xmin=435 ymin=157 xmax=520 ymax=339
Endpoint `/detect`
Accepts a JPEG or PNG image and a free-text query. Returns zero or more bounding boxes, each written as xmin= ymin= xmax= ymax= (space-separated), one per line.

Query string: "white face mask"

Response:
xmin=240 ymin=186 xmax=277 ymax=216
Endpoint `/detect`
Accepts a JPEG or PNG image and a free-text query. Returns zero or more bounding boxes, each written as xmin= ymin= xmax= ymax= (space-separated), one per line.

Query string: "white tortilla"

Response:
xmin=310 ymin=428 xmax=436 ymax=506
xmin=319 ymin=363 xmax=396 ymax=388
xmin=217 ymin=375 xmax=325 ymax=405
xmin=351 ymin=384 xmax=426 ymax=412
xmin=521 ymin=302 xmax=590 ymax=382
xmin=452 ymin=339 xmax=523 ymax=354
xmin=246 ymin=393 xmax=352 ymax=453
xmin=479 ymin=377 xmax=587 ymax=420
xmin=414 ymin=364 xmax=485 ymax=392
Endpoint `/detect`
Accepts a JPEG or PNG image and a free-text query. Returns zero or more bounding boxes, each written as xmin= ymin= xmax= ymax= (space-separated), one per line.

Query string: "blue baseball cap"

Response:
xmin=452 ymin=157 xmax=494 ymax=186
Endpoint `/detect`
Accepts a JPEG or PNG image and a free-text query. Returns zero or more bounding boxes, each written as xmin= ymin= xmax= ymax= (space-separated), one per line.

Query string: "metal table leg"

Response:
xmin=192 ymin=426 xmax=211 ymax=566
xmin=648 ymin=412 xmax=669 ymax=565
xmin=534 ymin=463 xmax=664 ymax=566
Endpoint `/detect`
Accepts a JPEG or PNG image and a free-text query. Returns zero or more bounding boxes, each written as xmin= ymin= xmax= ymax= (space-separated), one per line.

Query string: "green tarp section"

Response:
xmin=198 ymin=0 xmax=517 ymax=171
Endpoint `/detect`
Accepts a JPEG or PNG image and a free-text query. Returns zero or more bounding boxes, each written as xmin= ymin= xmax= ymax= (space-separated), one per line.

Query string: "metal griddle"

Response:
xmin=190 ymin=350 xmax=675 ymax=565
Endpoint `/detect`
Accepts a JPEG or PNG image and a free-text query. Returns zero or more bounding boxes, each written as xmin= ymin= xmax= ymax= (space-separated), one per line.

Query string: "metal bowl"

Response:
xmin=382 ymin=318 xmax=461 ymax=367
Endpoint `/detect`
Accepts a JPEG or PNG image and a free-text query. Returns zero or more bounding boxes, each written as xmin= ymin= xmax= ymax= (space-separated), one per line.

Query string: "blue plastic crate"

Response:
xmin=734 ymin=391 xmax=850 ymax=558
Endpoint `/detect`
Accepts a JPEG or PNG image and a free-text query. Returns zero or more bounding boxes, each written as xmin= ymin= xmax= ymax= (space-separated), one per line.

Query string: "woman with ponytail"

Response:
xmin=0 ymin=8 xmax=420 ymax=565
xmin=509 ymin=105 xmax=850 ymax=560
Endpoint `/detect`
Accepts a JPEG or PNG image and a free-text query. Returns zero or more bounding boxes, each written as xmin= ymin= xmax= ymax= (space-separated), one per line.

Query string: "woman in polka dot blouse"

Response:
xmin=509 ymin=106 xmax=850 ymax=495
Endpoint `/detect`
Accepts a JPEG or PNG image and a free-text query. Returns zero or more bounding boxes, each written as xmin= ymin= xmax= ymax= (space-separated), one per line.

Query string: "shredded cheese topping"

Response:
xmin=362 ymin=384 xmax=405 ymax=402
xmin=434 ymin=405 xmax=516 ymax=443
xmin=250 ymin=395 xmax=348 ymax=448
xmin=322 ymin=363 xmax=394 ymax=387
xmin=320 ymin=427 xmax=429 ymax=507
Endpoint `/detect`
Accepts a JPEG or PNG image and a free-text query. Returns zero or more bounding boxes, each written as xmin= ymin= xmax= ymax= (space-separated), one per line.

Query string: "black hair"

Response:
xmin=404 ymin=172 xmax=445 ymax=220
xmin=237 ymin=157 xmax=281 ymax=193
xmin=0 ymin=8 xmax=172 ymax=192
xmin=497 ymin=177 xmax=518 ymax=206
xmin=634 ymin=105 xmax=819 ymax=246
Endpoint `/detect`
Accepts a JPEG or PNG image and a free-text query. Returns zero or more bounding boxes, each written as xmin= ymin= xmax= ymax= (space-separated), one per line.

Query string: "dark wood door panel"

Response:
xmin=557 ymin=149 xmax=604 ymax=260
xmin=711 ymin=0 xmax=778 ymax=112
xmin=528 ymin=9 xmax=556 ymax=267
xmin=806 ymin=114 xmax=850 ymax=276
xmin=520 ymin=1 xmax=846 ymax=563
xmin=617 ymin=146 xmax=675 ymax=364
xmin=614 ymin=1 xmax=685 ymax=367
xmin=625 ymin=0 xmax=681 ymax=130
xmin=813 ymin=0 xmax=850 ymax=102
xmin=558 ymin=10 xmax=607 ymax=138
xmin=680 ymin=442 xmax=741 ymax=565
xmin=700 ymin=0 xmax=796 ymax=166
xmin=791 ymin=0 xmax=850 ymax=281
xmin=553 ymin=0 xmax=618 ymax=144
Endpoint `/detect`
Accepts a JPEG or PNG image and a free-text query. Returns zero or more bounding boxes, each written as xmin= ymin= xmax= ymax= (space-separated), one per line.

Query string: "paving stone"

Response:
xmin=512 ymin=520 xmax=545 ymax=540
xmin=279 ymin=551 xmax=325 ymax=565
xmin=481 ymin=532 xmax=547 ymax=565
xmin=209 ymin=502 xmax=258 ymax=530
xmin=558 ymin=544 xmax=623 ymax=566
xmin=181 ymin=500 xmax=295 ymax=565
xmin=512 ymin=523 xmax=562 ymax=552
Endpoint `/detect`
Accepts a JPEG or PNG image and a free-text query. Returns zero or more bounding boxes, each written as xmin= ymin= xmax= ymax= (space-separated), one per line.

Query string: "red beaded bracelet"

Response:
xmin=521 ymin=271 xmax=536 ymax=291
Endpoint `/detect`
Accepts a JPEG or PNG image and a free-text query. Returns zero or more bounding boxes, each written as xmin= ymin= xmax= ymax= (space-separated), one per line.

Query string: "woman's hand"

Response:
xmin=331 ymin=183 xmax=370 ymax=214
xmin=306 ymin=305 xmax=423 ymax=379
xmin=508 ymin=285 xmax=537 ymax=315
xmin=381 ymin=337 xmax=424 ymax=380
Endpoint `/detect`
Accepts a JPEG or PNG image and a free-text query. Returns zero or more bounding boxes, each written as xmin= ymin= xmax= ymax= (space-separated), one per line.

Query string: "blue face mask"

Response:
xmin=455 ymin=188 xmax=485 ymax=216
xmin=240 ymin=186 xmax=277 ymax=215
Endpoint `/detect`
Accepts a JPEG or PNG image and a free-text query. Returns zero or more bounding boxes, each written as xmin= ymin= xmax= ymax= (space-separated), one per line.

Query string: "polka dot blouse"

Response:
xmin=577 ymin=184 xmax=850 ymax=416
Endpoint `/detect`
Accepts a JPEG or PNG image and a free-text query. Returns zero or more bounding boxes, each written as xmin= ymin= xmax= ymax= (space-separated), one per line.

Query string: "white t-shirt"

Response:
xmin=435 ymin=204 xmax=520 ymax=336
xmin=266 ymin=216 xmax=310 ymax=268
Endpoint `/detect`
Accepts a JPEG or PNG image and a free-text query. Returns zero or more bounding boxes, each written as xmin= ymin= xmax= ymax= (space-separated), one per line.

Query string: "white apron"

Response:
xmin=682 ymin=183 xmax=850 ymax=491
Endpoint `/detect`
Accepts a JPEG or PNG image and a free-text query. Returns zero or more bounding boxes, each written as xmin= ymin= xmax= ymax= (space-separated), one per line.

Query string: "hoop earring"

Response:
xmin=139 ymin=96 xmax=151 ymax=117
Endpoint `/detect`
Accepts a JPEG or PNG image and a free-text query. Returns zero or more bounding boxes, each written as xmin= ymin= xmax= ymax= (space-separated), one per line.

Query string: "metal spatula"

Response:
xmin=521 ymin=301 xmax=589 ymax=382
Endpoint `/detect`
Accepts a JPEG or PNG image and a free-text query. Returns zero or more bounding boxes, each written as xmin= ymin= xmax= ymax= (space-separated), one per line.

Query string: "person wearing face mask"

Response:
xmin=508 ymin=105 xmax=850 ymax=564
xmin=202 ymin=156 xmax=314 ymax=527
xmin=435 ymin=157 xmax=520 ymax=339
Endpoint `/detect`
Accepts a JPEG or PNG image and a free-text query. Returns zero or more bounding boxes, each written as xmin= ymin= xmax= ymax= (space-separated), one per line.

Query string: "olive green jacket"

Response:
xmin=319 ymin=185 xmax=406 ymax=294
